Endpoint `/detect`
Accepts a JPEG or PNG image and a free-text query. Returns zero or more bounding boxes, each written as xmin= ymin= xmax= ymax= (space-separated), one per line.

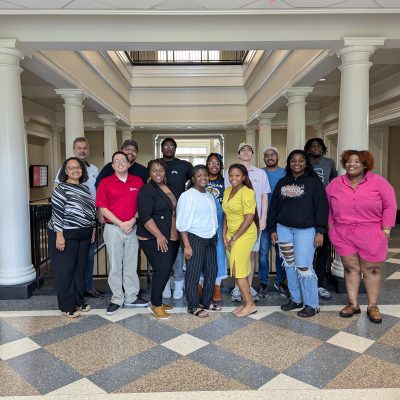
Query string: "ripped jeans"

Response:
xmin=276 ymin=224 xmax=319 ymax=309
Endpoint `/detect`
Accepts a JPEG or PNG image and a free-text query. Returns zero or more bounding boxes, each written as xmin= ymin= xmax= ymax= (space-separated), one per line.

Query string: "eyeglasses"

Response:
xmin=123 ymin=147 xmax=137 ymax=153
xmin=162 ymin=144 xmax=176 ymax=148
xmin=113 ymin=159 xmax=128 ymax=164
xmin=66 ymin=166 xmax=82 ymax=172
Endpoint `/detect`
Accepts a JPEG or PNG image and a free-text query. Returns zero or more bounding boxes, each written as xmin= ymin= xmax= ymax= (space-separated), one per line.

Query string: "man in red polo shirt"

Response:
xmin=96 ymin=151 xmax=148 ymax=315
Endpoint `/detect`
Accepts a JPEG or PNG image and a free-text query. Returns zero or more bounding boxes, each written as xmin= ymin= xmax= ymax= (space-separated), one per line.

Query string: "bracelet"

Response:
xmin=231 ymin=235 xmax=236 ymax=241
xmin=383 ymin=228 xmax=391 ymax=235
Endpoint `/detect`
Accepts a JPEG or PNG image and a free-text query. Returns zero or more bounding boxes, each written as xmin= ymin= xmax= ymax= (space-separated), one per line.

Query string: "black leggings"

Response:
xmin=185 ymin=233 xmax=217 ymax=311
xmin=315 ymin=232 xmax=330 ymax=287
xmin=140 ymin=239 xmax=180 ymax=307
xmin=48 ymin=227 xmax=92 ymax=313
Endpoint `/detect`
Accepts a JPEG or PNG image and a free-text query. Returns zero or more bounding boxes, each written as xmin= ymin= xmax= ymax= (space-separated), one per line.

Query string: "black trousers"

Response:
xmin=185 ymin=233 xmax=217 ymax=311
xmin=314 ymin=232 xmax=330 ymax=287
xmin=48 ymin=227 xmax=92 ymax=313
xmin=140 ymin=239 xmax=180 ymax=307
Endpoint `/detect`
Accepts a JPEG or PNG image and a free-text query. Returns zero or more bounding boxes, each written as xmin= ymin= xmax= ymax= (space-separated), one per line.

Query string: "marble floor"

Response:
xmin=1 ymin=240 xmax=399 ymax=400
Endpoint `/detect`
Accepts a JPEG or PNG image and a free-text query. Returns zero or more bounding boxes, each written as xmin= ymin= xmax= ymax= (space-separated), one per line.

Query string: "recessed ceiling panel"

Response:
xmin=5 ymin=0 xmax=71 ymax=8
xmin=64 ymin=0 xmax=115 ymax=9
xmin=195 ymin=0 xmax=257 ymax=9
xmin=285 ymin=0 xmax=351 ymax=6
xmin=0 ymin=0 xmax=24 ymax=8
xmin=243 ymin=0 xmax=292 ymax=9
xmin=154 ymin=0 xmax=207 ymax=10
xmin=332 ymin=0 xmax=379 ymax=7
xmin=97 ymin=0 xmax=164 ymax=8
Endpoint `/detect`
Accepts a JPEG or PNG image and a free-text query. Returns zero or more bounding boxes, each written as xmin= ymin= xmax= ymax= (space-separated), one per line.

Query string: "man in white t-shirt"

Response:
xmin=54 ymin=137 xmax=101 ymax=298
xmin=225 ymin=142 xmax=271 ymax=302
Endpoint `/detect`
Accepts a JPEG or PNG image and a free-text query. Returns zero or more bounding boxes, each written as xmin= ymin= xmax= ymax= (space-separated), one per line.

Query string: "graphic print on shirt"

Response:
xmin=313 ymin=167 xmax=324 ymax=184
xmin=281 ymin=184 xmax=305 ymax=198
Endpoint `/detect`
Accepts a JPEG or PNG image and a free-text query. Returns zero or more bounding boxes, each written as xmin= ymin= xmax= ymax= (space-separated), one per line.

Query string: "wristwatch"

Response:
xmin=383 ymin=228 xmax=391 ymax=236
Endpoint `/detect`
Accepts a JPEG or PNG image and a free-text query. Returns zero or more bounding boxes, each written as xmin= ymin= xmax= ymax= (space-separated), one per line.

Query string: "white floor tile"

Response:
xmin=258 ymin=373 xmax=317 ymax=390
xmin=161 ymin=333 xmax=208 ymax=356
xmin=387 ymin=271 xmax=400 ymax=280
xmin=386 ymin=258 xmax=400 ymax=265
xmin=327 ymin=331 xmax=375 ymax=353
xmin=46 ymin=378 xmax=106 ymax=395
xmin=0 ymin=337 xmax=40 ymax=360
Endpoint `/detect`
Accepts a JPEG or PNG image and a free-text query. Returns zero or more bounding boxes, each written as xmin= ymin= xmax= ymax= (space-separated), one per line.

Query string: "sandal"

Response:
xmin=76 ymin=304 xmax=91 ymax=312
xmin=62 ymin=310 xmax=80 ymax=318
xmin=189 ymin=307 xmax=209 ymax=318
xmin=211 ymin=302 xmax=222 ymax=311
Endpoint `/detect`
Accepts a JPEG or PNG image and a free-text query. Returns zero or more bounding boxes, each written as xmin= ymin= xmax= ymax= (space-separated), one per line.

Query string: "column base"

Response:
xmin=329 ymin=275 xmax=366 ymax=294
xmin=0 ymin=280 xmax=36 ymax=300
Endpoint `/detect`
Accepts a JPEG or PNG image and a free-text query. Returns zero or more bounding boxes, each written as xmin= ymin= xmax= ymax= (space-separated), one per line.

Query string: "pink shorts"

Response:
xmin=328 ymin=224 xmax=388 ymax=263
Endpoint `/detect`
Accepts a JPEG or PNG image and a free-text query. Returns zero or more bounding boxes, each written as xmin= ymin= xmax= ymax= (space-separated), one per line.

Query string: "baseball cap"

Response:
xmin=237 ymin=142 xmax=254 ymax=153
xmin=263 ymin=146 xmax=279 ymax=156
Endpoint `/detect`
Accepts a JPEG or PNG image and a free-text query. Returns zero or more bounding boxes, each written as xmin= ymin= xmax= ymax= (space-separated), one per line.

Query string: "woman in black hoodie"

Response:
xmin=268 ymin=150 xmax=328 ymax=318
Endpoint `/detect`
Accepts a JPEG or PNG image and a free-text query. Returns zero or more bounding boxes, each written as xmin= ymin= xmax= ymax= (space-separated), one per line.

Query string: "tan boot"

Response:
xmin=212 ymin=284 xmax=222 ymax=302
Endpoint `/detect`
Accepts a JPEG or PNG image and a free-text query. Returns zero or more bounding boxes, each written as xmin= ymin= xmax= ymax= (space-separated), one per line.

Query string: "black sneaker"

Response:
xmin=274 ymin=282 xmax=289 ymax=298
xmin=124 ymin=297 xmax=150 ymax=308
xmin=297 ymin=305 xmax=319 ymax=318
xmin=85 ymin=288 xmax=104 ymax=299
xmin=258 ymin=283 xmax=269 ymax=298
xmin=281 ymin=300 xmax=303 ymax=312
xmin=106 ymin=303 xmax=120 ymax=315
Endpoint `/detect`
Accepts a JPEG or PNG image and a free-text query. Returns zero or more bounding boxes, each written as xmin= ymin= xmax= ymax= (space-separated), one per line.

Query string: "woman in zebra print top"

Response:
xmin=48 ymin=157 xmax=96 ymax=318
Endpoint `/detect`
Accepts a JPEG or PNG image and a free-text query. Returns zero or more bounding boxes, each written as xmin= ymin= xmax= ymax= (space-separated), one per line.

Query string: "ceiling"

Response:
xmin=0 ymin=0 xmax=399 ymax=10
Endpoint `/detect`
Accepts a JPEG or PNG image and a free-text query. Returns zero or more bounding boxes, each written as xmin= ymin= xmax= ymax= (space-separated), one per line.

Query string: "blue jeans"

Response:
xmin=84 ymin=241 xmax=96 ymax=291
xmin=276 ymin=224 xmax=319 ymax=309
xmin=258 ymin=228 xmax=286 ymax=286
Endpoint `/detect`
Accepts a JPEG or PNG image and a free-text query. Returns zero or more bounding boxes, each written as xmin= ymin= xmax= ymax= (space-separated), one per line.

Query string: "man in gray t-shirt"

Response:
xmin=304 ymin=138 xmax=337 ymax=300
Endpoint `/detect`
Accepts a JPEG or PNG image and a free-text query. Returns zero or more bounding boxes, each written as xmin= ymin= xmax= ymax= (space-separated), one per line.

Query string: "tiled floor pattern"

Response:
xmin=0 ymin=307 xmax=400 ymax=397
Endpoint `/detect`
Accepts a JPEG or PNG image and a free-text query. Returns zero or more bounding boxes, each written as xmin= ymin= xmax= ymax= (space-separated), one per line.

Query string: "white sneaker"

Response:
xmin=173 ymin=280 xmax=184 ymax=300
xmin=318 ymin=287 xmax=332 ymax=300
xmin=250 ymin=287 xmax=259 ymax=302
xmin=231 ymin=287 xmax=241 ymax=302
xmin=162 ymin=279 xmax=171 ymax=299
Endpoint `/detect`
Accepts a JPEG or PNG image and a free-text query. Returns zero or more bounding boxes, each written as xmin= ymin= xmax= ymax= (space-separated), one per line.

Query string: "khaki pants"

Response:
xmin=104 ymin=224 xmax=140 ymax=306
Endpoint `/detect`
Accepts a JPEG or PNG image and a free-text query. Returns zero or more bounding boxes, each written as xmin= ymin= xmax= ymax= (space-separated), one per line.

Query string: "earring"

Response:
xmin=147 ymin=177 xmax=151 ymax=183
xmin=163 ymin=177 xmax=167 ymax=184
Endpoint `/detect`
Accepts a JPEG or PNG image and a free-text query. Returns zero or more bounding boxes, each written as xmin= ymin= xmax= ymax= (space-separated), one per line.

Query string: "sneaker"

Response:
xmin=318 ymin=287 xmax=332 ymax=300
xmin=84 ymin=288 xmax=104 ymax=299
xmin=76 ymin=304 xmax=91 ymax=313
xmin=173 ymin=280 xmax=184 ymax=300
xmin=258 ymin=283 xmax=269 ymax=298
xmin=149 ymin=305 xmax=171 ymax=320
xmin=231 ymin=287 xmax=242 ymax=302
xmin=162 ymin=304 xmax=174 ymax=313
xmin=274 ymin=282 xmax=289 ymax=298
xmin=63 ymin=310 xmax=80 ymax=318
xmin=106 ymin=303 xmax=120 ymax=315
xmin=124 ymin=297 xmax=150 ymax=308
xmin=281 ymin=300 xmax=303 ymax=311
xmin=250 ymin=287 xmax=259 ymax=302
xmin=297 ymin=305 xmax=319 ymax=318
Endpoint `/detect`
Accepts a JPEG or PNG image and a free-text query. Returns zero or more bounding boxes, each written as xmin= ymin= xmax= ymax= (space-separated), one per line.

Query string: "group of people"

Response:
xmin=48 ymin=135 xmax=397 ymax=323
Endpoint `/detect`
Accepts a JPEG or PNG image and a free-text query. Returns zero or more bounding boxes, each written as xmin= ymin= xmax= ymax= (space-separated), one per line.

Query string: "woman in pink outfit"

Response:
xmin=327 ymin=150 xmax=397 ymax=324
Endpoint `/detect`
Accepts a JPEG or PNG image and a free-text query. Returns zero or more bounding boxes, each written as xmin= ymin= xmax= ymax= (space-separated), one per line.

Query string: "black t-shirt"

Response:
xmin=95 ymin=161 xmax=148 ymax=188
xmin=164 ymin=158 xmax=193 ymax=198
xmin=206 ymin=176 xmax=224 ymax=204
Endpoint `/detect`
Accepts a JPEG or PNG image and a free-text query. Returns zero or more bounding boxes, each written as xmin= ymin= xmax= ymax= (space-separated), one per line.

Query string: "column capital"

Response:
xmin=285 ymin=87 xmax=314 ymax=100
xmin=55 ymin=89 xmax=86 ymax=103
xmin=257 ymin=113 xmax=276 ymax=125
xmin=99 ymin=113 xmax=119 ymax=127
xmin=0 ymin=40 xmax=24 ymax=72
xmin=245 ymin=126 xmax=256 ymax=136
xmin=120 ymin=125 xmax=134 ymax=133
xmin=342 ymin=37 xmax=385 ymax=48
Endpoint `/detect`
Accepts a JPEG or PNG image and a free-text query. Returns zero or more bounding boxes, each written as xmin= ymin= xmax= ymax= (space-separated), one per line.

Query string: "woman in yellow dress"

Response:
xmin=222 ymin=163 xmax=258 ymax=317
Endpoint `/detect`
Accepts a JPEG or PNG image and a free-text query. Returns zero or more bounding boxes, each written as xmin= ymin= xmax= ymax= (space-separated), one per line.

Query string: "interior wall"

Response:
xmin=388 ymin=127 xmax=400 ymax=207
xmin=271 ymin=129 xmax=287 ymax=168
xmin=131 ymin=131 xmax=154 ymax=168
xmin=85 ymin=131 xmax=105 ymax=169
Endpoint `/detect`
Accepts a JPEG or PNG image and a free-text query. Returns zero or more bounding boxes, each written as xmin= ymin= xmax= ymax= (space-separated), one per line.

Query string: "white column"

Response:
xmin=121 ymin=126 xmax=133 ymax=143
xmin=257 ymin=113 xmax=276 ymax=166
xmin=51 ymin=124 xmax=63 ymax=180
xmin=99 ymin=114 xmax=118 ymax=164
xmin=245 ymin=126 xmax=257 ymax=152
xmin=285 ymin=87 xmax=314 ymax=153
xmin=55 ymin=89 xmax=86 ymax=158
xmin=313 ymin=124 xmax=324 ymax=139
xmin=332 ymin=38 xmax=384 ymax=279
xmin=0 ymin=41 xmax=35 ymax=286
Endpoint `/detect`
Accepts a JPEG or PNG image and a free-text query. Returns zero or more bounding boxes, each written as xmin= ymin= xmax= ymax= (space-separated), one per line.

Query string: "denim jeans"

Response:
xmin=258 ymin=228 xmax=286 ymax=286
xmin=84 ymin=241 xmax=96 ymax=291
xmin=276 ymin=224 xmax=319 ymax=309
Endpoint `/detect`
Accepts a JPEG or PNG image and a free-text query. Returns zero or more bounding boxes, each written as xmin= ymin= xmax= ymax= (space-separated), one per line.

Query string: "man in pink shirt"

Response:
xmin=96 ymin=151 xmax=148 ymax=315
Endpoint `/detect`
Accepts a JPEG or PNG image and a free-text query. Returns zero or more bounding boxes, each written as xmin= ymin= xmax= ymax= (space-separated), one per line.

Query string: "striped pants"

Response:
xmin=185 ymin=232 xmax=217 ymax=311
